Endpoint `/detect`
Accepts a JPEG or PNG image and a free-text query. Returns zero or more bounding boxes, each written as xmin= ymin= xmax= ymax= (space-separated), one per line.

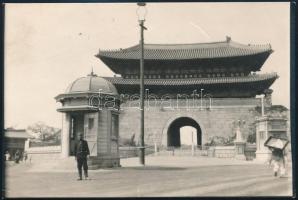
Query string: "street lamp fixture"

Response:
xmin=136 ymin=2 xmax=147 ymax=21
xmin=137 ymin=2 xmax=147 ymax=165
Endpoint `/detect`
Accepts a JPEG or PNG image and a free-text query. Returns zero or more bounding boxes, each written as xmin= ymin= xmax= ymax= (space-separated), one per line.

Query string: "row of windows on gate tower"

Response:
xmin=123 ymin=72 xmax=247 ymax=79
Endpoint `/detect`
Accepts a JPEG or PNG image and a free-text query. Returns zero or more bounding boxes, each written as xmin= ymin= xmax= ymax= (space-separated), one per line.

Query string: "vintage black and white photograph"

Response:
xmin=3 ymin=2 xmax=293 ymax=197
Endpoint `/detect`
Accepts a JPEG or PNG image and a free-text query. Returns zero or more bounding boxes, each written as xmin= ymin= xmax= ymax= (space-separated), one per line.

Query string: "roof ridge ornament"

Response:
xmin=226 ymin=36 xmax=231 ymax=43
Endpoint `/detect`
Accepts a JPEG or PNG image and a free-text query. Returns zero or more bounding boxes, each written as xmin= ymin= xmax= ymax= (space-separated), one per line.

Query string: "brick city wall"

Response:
xmin=119 ymin=98 xmax=262 ymax=146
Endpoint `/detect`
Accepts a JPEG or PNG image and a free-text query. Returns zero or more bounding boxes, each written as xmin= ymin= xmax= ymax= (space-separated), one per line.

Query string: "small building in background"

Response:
xmin=4 ymin=128 xmax=33 ymax=160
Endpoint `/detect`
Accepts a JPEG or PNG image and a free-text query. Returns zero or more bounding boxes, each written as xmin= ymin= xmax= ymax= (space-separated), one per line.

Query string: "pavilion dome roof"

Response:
xmin=65 ymin=72 xmax=118 ymax=95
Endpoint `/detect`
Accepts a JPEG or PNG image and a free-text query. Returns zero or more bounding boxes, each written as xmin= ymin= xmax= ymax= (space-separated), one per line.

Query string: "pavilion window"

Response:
xmin=153 ymin=75 xmax=156 ymax=79
xmin=222 ymin=73 xmax=225 ymax=77
xmin=88 ymin=118 xmax=94 ymax=130
xmin=241 ymin=72 xmax=244 ymax=76
xmin=185 ymin=74 xmax=188 ymax=78
xmin=189 ymin=75 xmax=193 ymax=78
xmin=70 ymin=118 xmax=74 ymax=139
xmin=231 ymin=73 xmax=234 ymax=77
xmin=111 ymin=114 xmax=119 ymax=139
xmin=144 ymin=75 xmax=147 ymax=79
xmin=158 ymin=75 xmax=161 ymax=78
xmin=217 ymin=73 xmax=220 ymax=77
xmin=166 ymin=75 xmax=169 ymax=78
xmin=235 ymin=73 xmax=239 ymax=76
xmin=148 ymin=75 xmax=151 ymax=79
xmin=207 ymin=74 xmax=210 ymax=78
xmin=176 ymin=75 xmax=179 ymax=78
xmin=170 ymin=75 xmax=174 ymax=78
xmin=194 ymin=74 xmax=197 ymax=78
xmin=199 ymin=74 xmax=202 ymax=78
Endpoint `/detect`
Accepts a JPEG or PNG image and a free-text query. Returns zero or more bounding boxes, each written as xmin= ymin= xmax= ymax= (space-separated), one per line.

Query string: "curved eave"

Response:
xmin=55 ymin=91 xmax=119 ymax=102
xmin=96 ymin=49 xmax=272 ymax=61
xmin=103 ymin=73 xmax=278 ymax=86
xmin=57 ymin=105 xmax=99 ymax=113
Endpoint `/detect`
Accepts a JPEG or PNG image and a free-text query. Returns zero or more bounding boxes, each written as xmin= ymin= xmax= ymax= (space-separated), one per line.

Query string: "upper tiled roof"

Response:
xmin=97 ymin=38 xmax=272 ymax=60
xmin=103 ymin=73 xmax=278 ymax=86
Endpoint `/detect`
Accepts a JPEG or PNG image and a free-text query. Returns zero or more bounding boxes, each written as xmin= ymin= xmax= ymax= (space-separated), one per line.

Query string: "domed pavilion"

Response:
xmin=55 ymin=71 xmax=120 ymax=168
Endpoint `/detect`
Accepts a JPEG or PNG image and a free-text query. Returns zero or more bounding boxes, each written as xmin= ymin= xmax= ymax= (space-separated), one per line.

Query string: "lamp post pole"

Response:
xmin=200 ymin=89 xmax=204 ymax=110
xmin=140 ymin=19 xmax=145 ymax=165
xmin=137 ymin=2 xmax=147 ymax=165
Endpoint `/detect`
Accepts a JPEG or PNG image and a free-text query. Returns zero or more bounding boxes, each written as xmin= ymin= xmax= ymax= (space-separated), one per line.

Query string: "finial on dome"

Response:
xmin=226 ymin=36 xmax=231 ymax=42
xmin=88 ymin=67 xmax=97 ymax=77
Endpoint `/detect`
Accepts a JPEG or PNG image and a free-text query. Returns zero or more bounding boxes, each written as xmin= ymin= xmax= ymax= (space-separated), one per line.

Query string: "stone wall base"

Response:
xmin=88 ymin=156 xmax=120 ymax=169
xmin=255 ymin=150 xmax=271 ymax=162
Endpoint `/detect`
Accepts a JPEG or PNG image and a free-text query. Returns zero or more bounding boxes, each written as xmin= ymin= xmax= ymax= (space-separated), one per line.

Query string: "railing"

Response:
xmin=119 ymin=144 xmax=257 ymax=160
xmin=156 ymin=145 xmax=209 ymax=156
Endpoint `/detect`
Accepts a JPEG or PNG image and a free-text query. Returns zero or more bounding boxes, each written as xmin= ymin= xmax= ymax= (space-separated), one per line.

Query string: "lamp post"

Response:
xmin=137 ymin=2 xmax=147 ymax=165
xmin=235 ymin=120 xmax=245 ymax=142
xmin=261 ymin=94 xmax=265 ymax=116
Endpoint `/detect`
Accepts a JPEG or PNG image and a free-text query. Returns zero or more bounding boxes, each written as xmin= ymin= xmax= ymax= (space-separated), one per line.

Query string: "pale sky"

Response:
xmin=5 ymin=3 xmax=290 ymax=129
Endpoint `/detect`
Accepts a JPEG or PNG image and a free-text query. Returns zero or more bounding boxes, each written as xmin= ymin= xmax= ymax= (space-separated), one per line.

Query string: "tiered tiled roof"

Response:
xmin=103 ymin=73 xmax=278 ymax=86
xmin=97 ymin=39 xmax=272 ymax=60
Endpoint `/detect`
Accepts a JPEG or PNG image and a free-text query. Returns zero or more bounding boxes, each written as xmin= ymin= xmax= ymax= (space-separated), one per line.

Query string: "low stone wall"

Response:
xmin=157 ymin=147 xmax=208 ymax=156
xmin=212 ymin=146 xmax=235 ymax=158
xmin=119 ymin=147 xmax=138 ymax=158
xmin=25 ymin=145 xmax=62 ymax=162
xmin=119 ymin=146 xmax=155 ymax=158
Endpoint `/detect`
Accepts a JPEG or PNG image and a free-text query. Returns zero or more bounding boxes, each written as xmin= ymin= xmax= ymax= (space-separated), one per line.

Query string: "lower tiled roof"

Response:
xmin=103 ymin=73 xmax=278 ymax=86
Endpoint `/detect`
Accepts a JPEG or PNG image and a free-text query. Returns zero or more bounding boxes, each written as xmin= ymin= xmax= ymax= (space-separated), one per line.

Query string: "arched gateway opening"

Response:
xmin=167 ymin=117 xmax=202 ymax=147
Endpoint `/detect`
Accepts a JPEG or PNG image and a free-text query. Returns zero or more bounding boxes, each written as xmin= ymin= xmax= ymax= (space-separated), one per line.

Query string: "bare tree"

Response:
xmin=27 ymin=121 xmax=60 ymax=142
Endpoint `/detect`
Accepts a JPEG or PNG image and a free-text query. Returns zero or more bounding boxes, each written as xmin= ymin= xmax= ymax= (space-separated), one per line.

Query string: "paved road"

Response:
xmin=4 ymin=157 xmax=292 ymax=197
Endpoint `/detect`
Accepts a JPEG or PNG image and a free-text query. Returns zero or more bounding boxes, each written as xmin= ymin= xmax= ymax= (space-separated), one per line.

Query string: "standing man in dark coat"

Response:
xmin=74 ymin=133 xmax=90 ymax=180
